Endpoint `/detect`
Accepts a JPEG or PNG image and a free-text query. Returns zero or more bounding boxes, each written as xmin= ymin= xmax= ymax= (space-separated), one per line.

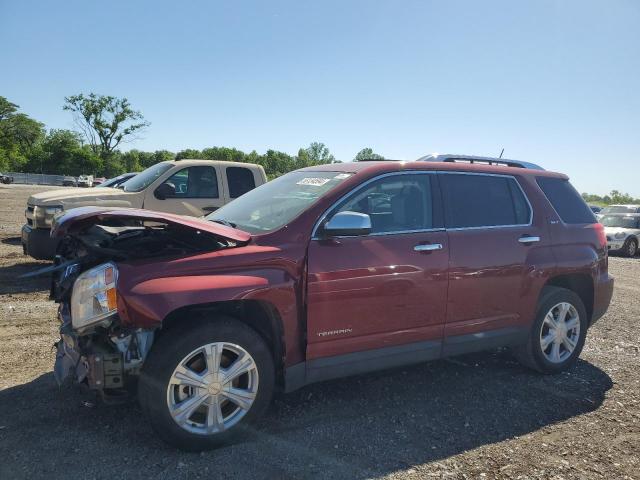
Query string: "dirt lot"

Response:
xmin=0 ymin=184 xmax=638 ymax=480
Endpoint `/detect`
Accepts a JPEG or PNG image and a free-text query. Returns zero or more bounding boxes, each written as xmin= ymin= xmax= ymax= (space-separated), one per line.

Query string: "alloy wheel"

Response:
xmin=166 ymin=342 xmax=259 ymax=435
xmin=539 ymin=302 xmax=581 ymax=364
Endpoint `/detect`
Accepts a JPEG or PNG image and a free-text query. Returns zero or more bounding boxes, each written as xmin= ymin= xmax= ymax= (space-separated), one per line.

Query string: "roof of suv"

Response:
xmin=300 ymin=160 xmax=567 ymax=179
xmin=168 ymin=159 xmax=264 ymax=168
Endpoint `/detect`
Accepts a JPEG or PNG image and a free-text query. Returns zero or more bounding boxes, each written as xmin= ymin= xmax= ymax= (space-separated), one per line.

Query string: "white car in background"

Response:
xmin=77 ymin=175 xmax=94 ymax=187
xmin=602 ymin=214 xmax=640 ymax=257
xmin=597 ymin=204 xmax=640 ymax=220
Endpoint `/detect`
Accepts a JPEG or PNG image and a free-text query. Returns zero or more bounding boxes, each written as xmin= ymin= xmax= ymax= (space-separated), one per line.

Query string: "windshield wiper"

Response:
xmin=211 ymin=219 xmax=237 ymax=228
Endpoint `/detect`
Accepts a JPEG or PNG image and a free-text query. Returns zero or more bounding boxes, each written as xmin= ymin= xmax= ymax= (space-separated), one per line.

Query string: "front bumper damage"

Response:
xmin=53 ymin=301 xmax=155 ymax=399
xmin=54 ymin=322 xmax=87 ymax=386
xmin=22 ymin=224 xmax=60 ymax=260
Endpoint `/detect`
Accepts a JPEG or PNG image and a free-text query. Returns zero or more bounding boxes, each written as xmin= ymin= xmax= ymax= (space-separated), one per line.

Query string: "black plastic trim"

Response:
xmin=441 ymin=327 xmax=528 ymax=357
xmin=284 ymin=326 xmax=531 ymax=392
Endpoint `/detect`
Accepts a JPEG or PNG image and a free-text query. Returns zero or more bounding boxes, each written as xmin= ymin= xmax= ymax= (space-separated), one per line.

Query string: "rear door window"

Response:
xmin=227 ymin=167 xmax=256 ymax=198
xmin=537 ymin=177 xmax=596 ymax=224
xmin=440 ymin=173 xmax=531 ymax=228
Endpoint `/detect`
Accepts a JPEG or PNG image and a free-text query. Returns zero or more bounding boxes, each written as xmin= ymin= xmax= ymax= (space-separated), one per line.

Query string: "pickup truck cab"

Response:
xmin=21 ymin=159 xmax=267 ymax=259
xmin=47 ymin=155 xmax=613 ymax=451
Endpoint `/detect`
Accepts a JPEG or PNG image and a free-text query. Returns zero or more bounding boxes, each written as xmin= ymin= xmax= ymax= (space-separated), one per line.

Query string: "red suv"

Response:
xmin=49 ymin=155 xmax=614 ymax=450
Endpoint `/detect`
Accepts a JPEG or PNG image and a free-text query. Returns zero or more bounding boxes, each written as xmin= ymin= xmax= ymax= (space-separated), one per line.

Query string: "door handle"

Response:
xmin=414 ymin=243 xmax=443 ymax=252
xmin=202 ymin=206 xmax=218 ymax=213
xmin=518 ymin=235 xmax=540 ymax=244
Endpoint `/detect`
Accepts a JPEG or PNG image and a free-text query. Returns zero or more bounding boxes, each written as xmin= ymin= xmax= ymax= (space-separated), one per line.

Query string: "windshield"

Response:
xmin=601 ymin=216 xmax=640 ymax=229
xmin=97 ymin=174 xmax=130 ymax=188
xmin=122 ymin=163 xmax=173 ymax=192
xmin=601 ymin=205 xmax=637 ymax=214
xmin=207 ymin=171 xmax=353 ymax=233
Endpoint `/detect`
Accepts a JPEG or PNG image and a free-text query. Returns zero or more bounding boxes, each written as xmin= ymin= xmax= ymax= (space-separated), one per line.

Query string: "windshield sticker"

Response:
xmin=296 ymin=177 xmax=331 ymax=186
xmin=334 ymin=173 xmax=350 ymax=179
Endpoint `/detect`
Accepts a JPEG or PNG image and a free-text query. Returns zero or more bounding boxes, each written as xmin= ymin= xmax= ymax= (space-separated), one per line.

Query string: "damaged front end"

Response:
xmin=46 ymin=207 xmax=251 ymax=401
xmin=52 ymin=261 xmax=156 ymax=401
xmin=53 ymin=302 xmax=155 ymax=400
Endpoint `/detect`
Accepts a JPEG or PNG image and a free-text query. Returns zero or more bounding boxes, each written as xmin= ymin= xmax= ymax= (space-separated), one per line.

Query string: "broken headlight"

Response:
xmin=71 ymin=262 xmax=118 ymax=332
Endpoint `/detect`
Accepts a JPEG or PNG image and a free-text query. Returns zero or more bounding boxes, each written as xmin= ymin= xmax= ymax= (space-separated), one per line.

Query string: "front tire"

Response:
xmin=138 ymin=316 xmax=275 ymax=451
xmin=514 ymin=287 xmax=588 ymax=374
xmin=622 ymin=238 xmax=638 ymax=257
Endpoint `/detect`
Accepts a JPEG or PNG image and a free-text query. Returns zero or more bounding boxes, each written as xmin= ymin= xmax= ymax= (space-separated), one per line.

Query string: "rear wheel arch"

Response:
xmin=158 ymin=300 xmax=286 ymax=386
xmin=514 ymin=285 xmax=588 ymax=373
xmin=543 ymin=274 xmax=594 ymax=323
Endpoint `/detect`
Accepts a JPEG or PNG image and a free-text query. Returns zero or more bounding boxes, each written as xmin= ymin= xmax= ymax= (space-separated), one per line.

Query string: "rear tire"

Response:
xmin=622 ymin=238 xmax=638 ymax=257
xmin=514 ymin=287 xmax=588 ymax=374
xmin=138 ymin=316 xmax=275 ymax=451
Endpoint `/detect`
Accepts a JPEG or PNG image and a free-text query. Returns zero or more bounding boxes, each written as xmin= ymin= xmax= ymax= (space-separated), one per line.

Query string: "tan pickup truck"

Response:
xmin=22 ymin=159 xmax=267 ymax=259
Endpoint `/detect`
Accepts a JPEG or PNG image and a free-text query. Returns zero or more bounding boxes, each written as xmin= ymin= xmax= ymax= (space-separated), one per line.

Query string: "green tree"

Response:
xmin=26 ymin=129 xmax=101 ymax=175
xmin=152 ymin=150 xmax=175 ymax=165
xmin=0 ymin=97 xmax=19 ymax=121
xmin=102 ymin=152 xmax=125 ymax=177
xmin=582 ymin=191 xmax=640 ymax=206
xmin=63 ymin=93 xmax=150 ymax=158
xmin=609 ymin=190 xmax=636 ymax=204
xmin=121 ymin=150 xmax=143 ymax=172
xmin=305 ymin=142 xmax=335 ymax=164
xmin=175 ymin=148 xmax=202 ymax=160
xmin=0 ymin=96 xmax=45 ymax=171
xmin=120 ymin=149 xmax=174 ymax=172
xmin=256 ymin=149 xmax=297 ymax=179
xmin=354 ymin=147 xmax=384 ymax=161
xmin=295 ymin=148 xmax=311 ymax=169
xmin=200 ymin=146 xmax=245 ymax=162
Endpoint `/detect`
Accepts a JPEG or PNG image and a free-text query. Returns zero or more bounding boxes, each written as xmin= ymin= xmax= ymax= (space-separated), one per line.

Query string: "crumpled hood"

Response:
xmin=27 ymin=187 xmax=138 ymax=209
xmin=51 ymin=206 xmax=251 ymax=243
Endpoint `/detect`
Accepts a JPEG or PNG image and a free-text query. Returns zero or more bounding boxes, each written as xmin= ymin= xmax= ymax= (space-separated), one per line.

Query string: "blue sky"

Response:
xmin=1 ymin=0 xmax=639 ymax=196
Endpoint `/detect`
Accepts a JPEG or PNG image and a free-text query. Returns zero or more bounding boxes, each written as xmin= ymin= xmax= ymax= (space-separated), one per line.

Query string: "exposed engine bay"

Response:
xmin=45 ymin=212 xmax=244 ymax=402
xmin=57 ymin=221 xmax=236 ymax=262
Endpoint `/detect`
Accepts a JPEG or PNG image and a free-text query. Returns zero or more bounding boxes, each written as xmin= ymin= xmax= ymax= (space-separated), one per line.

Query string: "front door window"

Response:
xmin=160 ymin=166 xmax=219 ymax=198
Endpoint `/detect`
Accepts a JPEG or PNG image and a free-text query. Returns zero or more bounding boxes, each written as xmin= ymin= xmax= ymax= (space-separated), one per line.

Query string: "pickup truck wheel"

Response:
xmin=623 ymin=238 xmax=638 ymax=257
xmin=138 ymin=317 xmax=275 ymax=451
xmin=514 ymin=287 xmax=588 ymax=374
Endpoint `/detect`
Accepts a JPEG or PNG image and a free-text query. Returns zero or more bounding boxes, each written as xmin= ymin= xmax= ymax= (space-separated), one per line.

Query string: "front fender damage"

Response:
xmin=44 ymin=207 xmax=249 ymax=401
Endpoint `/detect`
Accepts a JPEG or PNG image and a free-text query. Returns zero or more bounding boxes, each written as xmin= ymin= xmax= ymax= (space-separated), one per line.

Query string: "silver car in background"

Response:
xmin=602 ymin=214 xmax=640 ymax=257
xmin=597 ymin=204 xmax=640 ymax=220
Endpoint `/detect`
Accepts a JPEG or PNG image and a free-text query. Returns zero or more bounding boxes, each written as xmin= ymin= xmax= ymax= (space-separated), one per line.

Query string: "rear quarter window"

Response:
xmin=227 ymin=167 xmax=256 ymax=198
xmin=536 ymin=177 xmax=596 ymax=224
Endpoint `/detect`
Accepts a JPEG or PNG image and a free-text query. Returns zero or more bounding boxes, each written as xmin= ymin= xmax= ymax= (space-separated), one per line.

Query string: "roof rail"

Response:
xmin=416 ymin=154 xmax=545 ymax=171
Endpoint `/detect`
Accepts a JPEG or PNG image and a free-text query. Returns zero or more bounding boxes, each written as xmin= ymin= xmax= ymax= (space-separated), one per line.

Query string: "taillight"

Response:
xmin=593 ymin=223 xmax=607 ymax=248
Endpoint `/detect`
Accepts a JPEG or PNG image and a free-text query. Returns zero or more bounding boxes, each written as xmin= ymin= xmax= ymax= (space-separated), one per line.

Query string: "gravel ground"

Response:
xmin=0 ymin=184 xmax=638 ymax=480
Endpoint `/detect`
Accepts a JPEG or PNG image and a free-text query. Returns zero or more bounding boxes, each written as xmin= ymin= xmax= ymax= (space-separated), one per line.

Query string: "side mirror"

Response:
xmin=154 ymin=183 xmax=175 ymax=200
xmin=323 ymin=211 xmax=372 ymax=237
